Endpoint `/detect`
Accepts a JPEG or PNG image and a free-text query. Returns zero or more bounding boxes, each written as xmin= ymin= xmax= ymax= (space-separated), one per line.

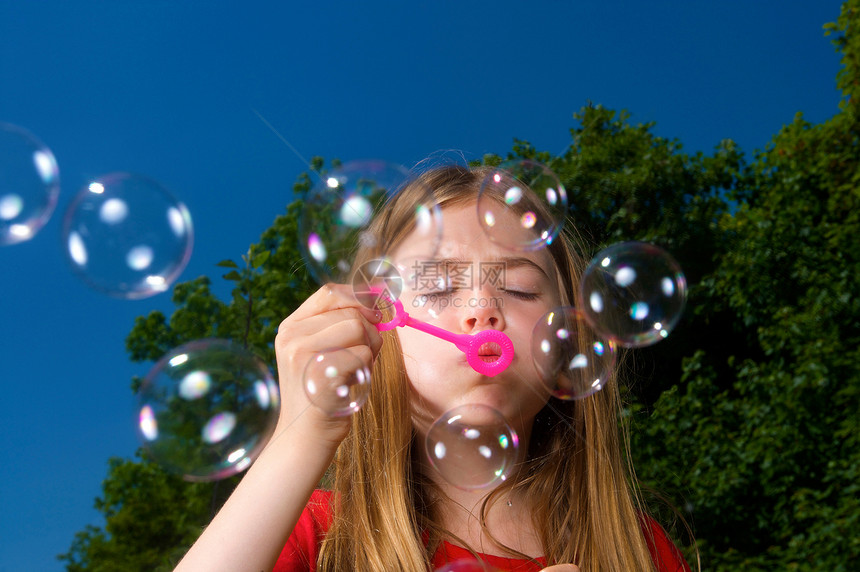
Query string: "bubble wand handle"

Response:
xmin=401 ymin=315 xmax=471 ymax=352
xmin=374 ymin=295 xmax=514 ymax=377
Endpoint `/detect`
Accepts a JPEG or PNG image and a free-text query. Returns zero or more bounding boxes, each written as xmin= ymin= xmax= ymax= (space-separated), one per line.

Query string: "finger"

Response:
xmin=287 ymin=283 xmax=383 ymax=324
xmin=278 ymin=317 xmax=380 ymax=395
xmin=278 ymin=305 xmax=382 ymax=350
xmin=289 ymin=308 xmax=383 ymax=357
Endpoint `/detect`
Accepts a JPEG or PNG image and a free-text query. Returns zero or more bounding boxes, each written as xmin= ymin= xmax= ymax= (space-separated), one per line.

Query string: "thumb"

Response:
xmin=539 ymin=565 xmax=580 ymax=572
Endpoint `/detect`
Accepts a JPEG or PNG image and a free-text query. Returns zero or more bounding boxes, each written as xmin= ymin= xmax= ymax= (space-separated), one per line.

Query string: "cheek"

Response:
xmin=401 ymin=290 xmax=460 ymax=324
xmin=510 ymin=306 xmax=555 ymax=368
xmin=396 ymin=329 xmax=455 ymax=421
xmin=395 ymin=328 xmax=449 ymax=381
xmin=395 ymin=328 xmax=420 ymax=366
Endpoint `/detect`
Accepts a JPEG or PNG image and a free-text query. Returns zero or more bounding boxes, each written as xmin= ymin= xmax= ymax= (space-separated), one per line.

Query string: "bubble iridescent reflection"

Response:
xmin=135 ymin=339 xmax=279 ymax=481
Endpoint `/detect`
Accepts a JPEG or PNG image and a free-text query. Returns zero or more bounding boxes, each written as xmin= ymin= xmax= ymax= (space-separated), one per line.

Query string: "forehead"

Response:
xmin=392 ymin=202 xmax=554 ymax=269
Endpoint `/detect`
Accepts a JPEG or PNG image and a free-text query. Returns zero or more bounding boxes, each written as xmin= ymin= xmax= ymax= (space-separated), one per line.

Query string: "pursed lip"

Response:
xmin=477 ymin=341 xmax=502 ymax=357
xmin=475 ymin=341 xmax=502 ymax=363
xmin=459 ymin=354 xmax=501 ymax=367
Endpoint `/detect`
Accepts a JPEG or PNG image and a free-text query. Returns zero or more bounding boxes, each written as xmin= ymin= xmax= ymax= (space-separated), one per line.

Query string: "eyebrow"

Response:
xmin=433 ymin=256 xmax=550 ymax=280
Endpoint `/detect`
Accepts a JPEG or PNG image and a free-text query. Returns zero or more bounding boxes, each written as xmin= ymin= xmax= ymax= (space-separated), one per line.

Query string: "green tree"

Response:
xmin=632 ymin=1 xmax=860 ymax=569
xmin=60 ymin=454 xmax=218 ymax=572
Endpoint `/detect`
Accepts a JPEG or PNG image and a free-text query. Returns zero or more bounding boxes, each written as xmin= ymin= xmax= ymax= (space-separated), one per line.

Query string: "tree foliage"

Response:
xmin=61 ymin=3 xmax=859 ymax=569
xmin=633 ymin=2 xmax=860 ymax=568
xmin=60 ymin=453 xmax=218 ymax=572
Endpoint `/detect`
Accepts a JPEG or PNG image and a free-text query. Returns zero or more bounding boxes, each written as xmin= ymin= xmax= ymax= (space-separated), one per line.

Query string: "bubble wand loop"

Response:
xmin=373 ymin=296 xmax=514 ymax=377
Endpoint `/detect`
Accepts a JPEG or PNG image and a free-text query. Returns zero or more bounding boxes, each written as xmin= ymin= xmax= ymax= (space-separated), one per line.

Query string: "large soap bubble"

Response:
xmin=580 ymin=241 xmax=687 ymax=347
xmin=477 ymin=159 xmax=567 ymax=252
xmin=62 ymin=172 xmax=193 ymax=298
xmin=0 ymin=122 xmax=60 ymax=245
xmin=298 ymin=160 xmax=442 ymax=285
xmin=425 ymin=404 xmax=519 ymax=490
xmin=136 ymin=339 xmax=279 ymax=481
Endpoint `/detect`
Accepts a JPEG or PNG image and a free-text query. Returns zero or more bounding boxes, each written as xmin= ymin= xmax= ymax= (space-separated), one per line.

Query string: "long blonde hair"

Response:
xmin=318 ymin=164 xmax=658 ymax=571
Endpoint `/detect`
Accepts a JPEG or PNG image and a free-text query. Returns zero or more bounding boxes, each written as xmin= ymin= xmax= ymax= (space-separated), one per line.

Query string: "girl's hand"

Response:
xmin=174 ymin=284 xmax=382 ymax=572
xmin=272 ymin=283 xmax=383 ymax=448
xmin=539 ymin=565 xmax=581 ymax=572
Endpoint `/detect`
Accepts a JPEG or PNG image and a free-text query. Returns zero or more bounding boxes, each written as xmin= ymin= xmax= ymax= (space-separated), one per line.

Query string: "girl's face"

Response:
xmin=391 ymin=201 xmax=561 ymax=440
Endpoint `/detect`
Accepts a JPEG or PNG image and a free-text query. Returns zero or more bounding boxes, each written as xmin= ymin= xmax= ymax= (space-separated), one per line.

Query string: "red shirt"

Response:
xmin=274 ymin=490 xmax=691 ymax=571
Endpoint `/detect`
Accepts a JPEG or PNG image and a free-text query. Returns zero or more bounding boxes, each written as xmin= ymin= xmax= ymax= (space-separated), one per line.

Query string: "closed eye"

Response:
xmin=424 ymin=288 xmax=458 ymax=296
xmin=502 ymin=290 xmax=540 ymax=301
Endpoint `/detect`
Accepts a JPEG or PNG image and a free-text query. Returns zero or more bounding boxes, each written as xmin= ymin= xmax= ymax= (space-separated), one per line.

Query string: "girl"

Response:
xmin=175 ymin=165 xmax=692 ymax=571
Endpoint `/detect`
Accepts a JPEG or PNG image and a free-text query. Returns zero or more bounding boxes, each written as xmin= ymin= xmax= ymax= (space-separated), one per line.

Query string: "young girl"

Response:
xmin=175 ymin=165 xmax=692 ymax=572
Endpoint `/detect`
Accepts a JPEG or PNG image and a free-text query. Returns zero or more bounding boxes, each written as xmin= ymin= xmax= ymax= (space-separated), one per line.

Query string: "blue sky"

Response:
xmin=0 ymin=1 xmax=845 ymax=570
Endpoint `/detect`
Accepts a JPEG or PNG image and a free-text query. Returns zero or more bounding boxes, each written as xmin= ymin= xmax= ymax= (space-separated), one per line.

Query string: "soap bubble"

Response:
xmin=350 ymin=258 xmax=404 ymax=311
xmin=303 ymin=347 xmax=372 ymax=417
xmin=61 ymin=172 xmax=193 ymax=298
xmin=136 ymin=339 xmax=280 ymax=481
xmin=0 ymin=122 xmax=60 ymax=245
xmin=425 ymin=404 xmax=519 ymax=490
xmin=477 ymin=159 xmax=567 ymax=251
xmin=580 ymin=241 xmax=686 ymax=347
xmin=298 ymin=160 xmax=442 ymax=285
xmin=532 ymin=307 xmax=616 ymax=400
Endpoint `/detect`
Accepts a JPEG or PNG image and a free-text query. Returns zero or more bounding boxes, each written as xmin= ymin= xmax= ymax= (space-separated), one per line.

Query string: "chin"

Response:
xmin=458 ymin=384 xmax=521 ymax=412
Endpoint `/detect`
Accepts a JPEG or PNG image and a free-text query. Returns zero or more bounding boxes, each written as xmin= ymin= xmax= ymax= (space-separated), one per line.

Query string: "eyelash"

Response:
xmin=503 ymin=289 xmax=540 ymax=301
xmin=423 ymin=288 xmax=539 ymax=301
xmin=424 ymin=288 xmax=455 ymax=297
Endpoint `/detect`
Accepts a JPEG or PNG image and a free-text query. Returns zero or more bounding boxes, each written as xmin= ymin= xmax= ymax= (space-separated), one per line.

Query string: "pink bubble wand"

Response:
xmin=374 ymin=296 xmax=514 ymax=377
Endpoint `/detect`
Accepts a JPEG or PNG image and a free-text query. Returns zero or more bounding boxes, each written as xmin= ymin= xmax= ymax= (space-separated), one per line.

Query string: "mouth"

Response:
xmin=477 ymin=342 xmax=502 ymax=363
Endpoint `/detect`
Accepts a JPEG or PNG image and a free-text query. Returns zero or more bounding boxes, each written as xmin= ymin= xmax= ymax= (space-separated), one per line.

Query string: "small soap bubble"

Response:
xmin=425 ymin=404 xmax=519 ymax=490
xmin=135 ymin=339 xmax=280 ymax=481
xmin=350 ymin=258 xmax=405 ymax=312
xmin=303 ymin=347 xmax=372 ymax=417
xmin=531 ymin=307 xmax=616 ymax=400
xmin=477 ymin=159 xmax=567 ymax=251
xmin=0 ymin=122 xmax=60 ymax=245
xmin=61 ymin=173 xmax=193 ymax=299
xmin=298 ymin=160 xmax=442 ymax=284
xmin=580 ymin=241 xmax=687 ymax=347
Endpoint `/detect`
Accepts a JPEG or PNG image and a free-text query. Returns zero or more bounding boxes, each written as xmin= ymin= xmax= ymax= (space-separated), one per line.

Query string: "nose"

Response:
xmin=459 ymin=286 xmax=506 ymax=333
